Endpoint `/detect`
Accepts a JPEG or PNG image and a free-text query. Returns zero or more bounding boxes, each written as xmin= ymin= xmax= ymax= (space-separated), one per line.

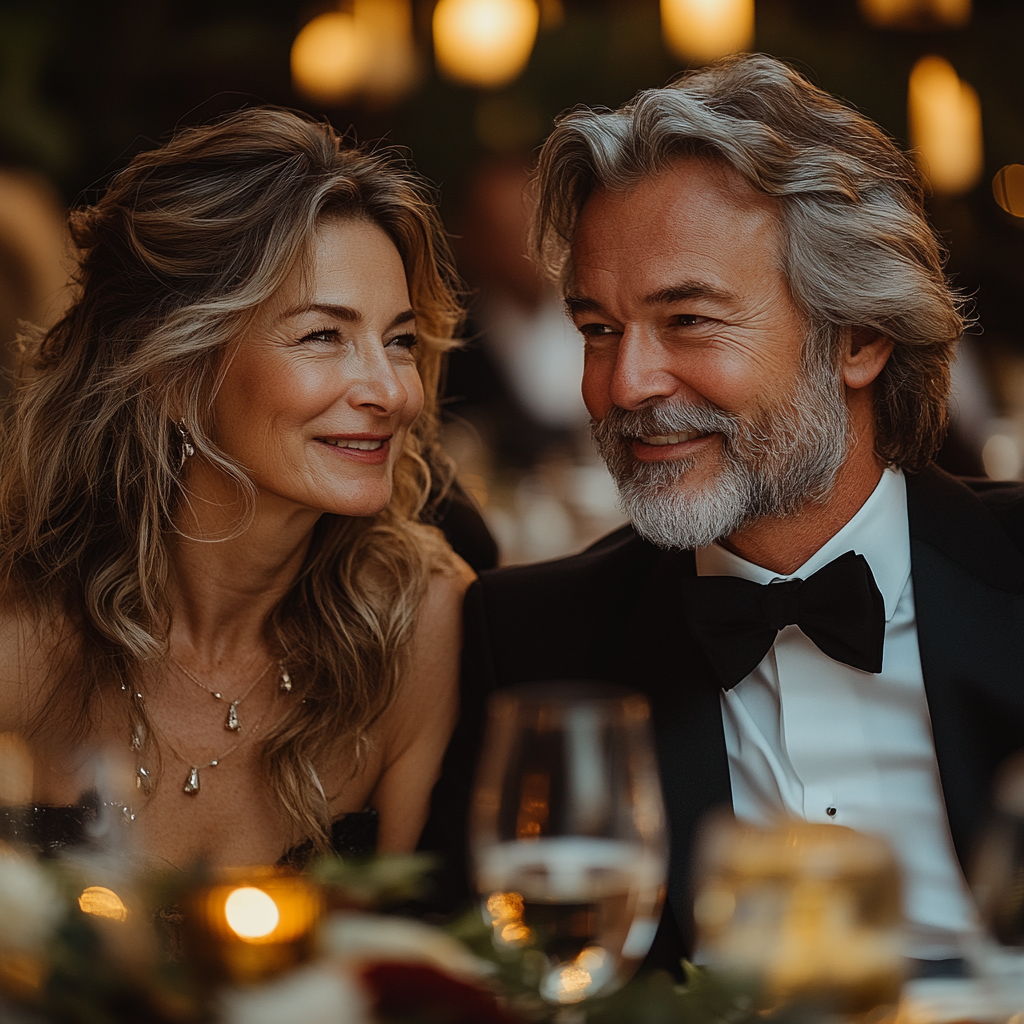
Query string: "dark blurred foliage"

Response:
xmin=0 ymin=0 xmax=1020 ymax=345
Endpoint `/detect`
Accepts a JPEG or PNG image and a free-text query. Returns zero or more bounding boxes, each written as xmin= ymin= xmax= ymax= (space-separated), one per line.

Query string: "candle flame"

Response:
xmin=224 ymin=886 xmax=280 ymax=940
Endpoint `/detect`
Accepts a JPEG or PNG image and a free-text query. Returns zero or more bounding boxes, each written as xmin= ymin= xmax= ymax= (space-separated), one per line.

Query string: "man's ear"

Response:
xmin=842 ymin=327 xmax=893 ymax=390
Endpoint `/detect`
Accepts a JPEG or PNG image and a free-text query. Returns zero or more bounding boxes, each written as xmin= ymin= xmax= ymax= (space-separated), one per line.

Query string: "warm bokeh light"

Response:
xmin=514 ymin=770 xmax=550 ymax=840
xmin=0 ymin=732 xmax=32 ymax=806
xmin=660 ymin=0 xmax=755 ymax=64
xmin=908 ymin=56 xmax=983 ymax=196
xmin=859 ymin=0 xmax=970 ymax=29
xmin=353 ymin=0 xmax=418 ymax=104
xmin=78 ymin=886 xmax=128 ymax=922
xmin=982 ymin=431 xmax=1023 ymax=480
xmin=291 ymin=12 xmax=372 ymax=105
xmin=224 ymin=887 xmax=280 ymax=940
xmin=486 ymin=890 xmax=533 ymax=945
xmin=433 ymin=0 xmax=540 ymax=88
xmin=993 ymin=165 xmax=1024 ymax=218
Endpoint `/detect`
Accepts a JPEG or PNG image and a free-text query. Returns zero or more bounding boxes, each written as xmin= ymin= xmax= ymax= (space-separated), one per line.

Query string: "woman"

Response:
xmin=0 ymin=107 xmax=475 ymax=867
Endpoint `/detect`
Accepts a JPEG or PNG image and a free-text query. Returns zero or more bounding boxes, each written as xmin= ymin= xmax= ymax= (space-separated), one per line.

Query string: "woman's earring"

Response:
xmin=177 ymin=419 xmax=195 ymax=468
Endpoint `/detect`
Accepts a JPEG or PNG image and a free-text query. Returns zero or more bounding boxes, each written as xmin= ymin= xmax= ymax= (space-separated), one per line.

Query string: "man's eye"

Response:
xmin=673 ymin=314 xmax=706 ymax=326
xmin=387 ymin=333 xmax=418 ymax=350
xmin=578 ymin=323 xmax=617 ymax=337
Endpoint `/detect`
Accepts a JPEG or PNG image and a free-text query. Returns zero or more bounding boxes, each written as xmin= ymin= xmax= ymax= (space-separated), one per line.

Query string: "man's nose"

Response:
xmin=607 ymin=326 xmax=681 ymax=410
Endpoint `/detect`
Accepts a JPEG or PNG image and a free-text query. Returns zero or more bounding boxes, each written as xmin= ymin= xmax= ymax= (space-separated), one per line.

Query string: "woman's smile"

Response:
xmin=316 ymin=433 xmax=392 ymax=464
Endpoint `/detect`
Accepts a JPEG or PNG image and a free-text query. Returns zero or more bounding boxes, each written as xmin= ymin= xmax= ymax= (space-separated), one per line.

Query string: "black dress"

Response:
xmin=0 ymin=800 xmax=378 ymax=862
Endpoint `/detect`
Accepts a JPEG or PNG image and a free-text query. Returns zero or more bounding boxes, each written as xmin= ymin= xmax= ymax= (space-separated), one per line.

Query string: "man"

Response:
xmin=422 ymin=53 xmax=1024 ymax=973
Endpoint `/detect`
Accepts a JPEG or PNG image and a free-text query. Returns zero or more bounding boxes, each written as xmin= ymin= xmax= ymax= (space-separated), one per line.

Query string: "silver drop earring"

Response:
xmin=177 ymin=419 xmax=195 ymax=468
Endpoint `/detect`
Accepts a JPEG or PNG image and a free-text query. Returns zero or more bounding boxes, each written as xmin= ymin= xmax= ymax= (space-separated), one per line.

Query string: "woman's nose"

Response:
xmin=346 ymin=346 xmax=409 ymax=415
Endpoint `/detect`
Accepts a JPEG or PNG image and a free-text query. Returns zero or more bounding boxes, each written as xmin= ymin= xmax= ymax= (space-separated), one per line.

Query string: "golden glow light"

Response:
xmin=224 ymin=887 xmax=280 ymax=940
xmin=354 ymin=0 xmax=418 ymax=103
xmin=660 ymin=0 xmax=755 ymax=64
xmin=486 ymin=890 xmax=532 ymax=945
xmin=291 ymin=12 xmax=372 ymax=104
xmin=908 ymin=56 xmax=983 ymax=196
xmin=860 ymin=0 xmax=970 ymax=29
xmin=993 ymin=165 xmax=1024 ymax=218
xmin=433 ymin=0 xmax=540 ymax=88
xmin=78 ymin=886 xmax=128 ymax=922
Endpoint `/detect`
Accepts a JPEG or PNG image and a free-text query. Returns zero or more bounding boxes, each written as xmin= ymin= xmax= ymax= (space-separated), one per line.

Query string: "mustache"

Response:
xmin=591 ymin=401 xmax=740 ymax=445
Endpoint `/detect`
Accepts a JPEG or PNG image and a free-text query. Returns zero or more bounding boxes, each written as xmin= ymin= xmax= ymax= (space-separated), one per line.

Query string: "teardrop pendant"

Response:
xmin=183 ymin=766 xmax=201 ymax=794
xmin=136 ymin=766 xmax=153 ymax=793
xmin=225 ymin=702 xmax=240 ymax=731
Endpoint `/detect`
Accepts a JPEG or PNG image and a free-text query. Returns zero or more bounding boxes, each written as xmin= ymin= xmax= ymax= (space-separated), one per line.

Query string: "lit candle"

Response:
xmin=908 ymin=55 xmax=984 ymax=196
xmin=185 ymin=870 xmax=323 ymax=986
xmin=660 ymin=0 xmax=755 ymax=65
xmin=433 ymin=0 xmax=540 ymax=89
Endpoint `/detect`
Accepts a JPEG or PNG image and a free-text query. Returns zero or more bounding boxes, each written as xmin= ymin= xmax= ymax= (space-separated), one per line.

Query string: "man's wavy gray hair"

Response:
xmin=530 ymin=53 xmax=969 ymax=472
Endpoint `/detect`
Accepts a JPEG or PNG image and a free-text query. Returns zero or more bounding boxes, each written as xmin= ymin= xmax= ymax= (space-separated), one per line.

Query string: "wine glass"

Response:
xmin=470 ymin=681 xmax=668 ymax=1008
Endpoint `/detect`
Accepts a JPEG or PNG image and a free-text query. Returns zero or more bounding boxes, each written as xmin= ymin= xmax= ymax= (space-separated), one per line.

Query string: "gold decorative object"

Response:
xmin=693 ymin=816 xmax=905 ymax=1015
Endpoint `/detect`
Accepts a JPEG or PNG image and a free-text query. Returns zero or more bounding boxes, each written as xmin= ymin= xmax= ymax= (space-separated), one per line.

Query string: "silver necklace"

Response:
xmin=170 ymin=654 xmax=274 ymax=732
xmin=166 ymin=686 xmax=279 ymax=796
xmin=129 ymin=662 xmax=292 ymax=796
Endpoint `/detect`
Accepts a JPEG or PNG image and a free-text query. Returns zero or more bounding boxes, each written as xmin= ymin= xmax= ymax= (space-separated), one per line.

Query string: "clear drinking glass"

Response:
xmin=470 ymin=682 xmax=668 ymax=1007
xmin=693 ymin=815 xmax=905 ymax=1017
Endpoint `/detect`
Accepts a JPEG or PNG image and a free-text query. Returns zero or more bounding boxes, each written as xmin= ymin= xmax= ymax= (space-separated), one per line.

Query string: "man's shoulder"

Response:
xmin=907 ymin=463 xmax=1024 ymax=591
xmin=958 ymin=476 xmax=1024 ymax=532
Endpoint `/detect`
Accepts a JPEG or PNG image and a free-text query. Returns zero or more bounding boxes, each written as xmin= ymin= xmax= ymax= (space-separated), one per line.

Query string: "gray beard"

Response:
xmin=591 ymin=365 xmax=851 ymax=551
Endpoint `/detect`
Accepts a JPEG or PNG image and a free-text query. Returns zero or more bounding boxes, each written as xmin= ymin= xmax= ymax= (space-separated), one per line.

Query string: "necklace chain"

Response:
xmin=169 ymin=654 xmax=275 ymax=732
xmin=132 ymin=659 xmax=293 ymax=798
xmin=157 ymin=683 xmax=280 ymax=795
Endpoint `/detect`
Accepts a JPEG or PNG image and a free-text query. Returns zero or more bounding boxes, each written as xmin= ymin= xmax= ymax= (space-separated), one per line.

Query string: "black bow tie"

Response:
xmin=680 ymin=550 xmax=885 ymax=690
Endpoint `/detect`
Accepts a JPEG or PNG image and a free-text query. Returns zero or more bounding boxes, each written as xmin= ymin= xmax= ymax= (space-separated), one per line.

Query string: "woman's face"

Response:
xmin=210 ymin=217 xmax=424 ymax=520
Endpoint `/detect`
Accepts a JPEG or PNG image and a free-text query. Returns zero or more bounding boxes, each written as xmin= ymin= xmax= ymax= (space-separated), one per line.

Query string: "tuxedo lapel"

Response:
xmin=908 ymin=465 xmax=1024 ymax=868
xmin=621 ymin=547 xmax=732 ymax=951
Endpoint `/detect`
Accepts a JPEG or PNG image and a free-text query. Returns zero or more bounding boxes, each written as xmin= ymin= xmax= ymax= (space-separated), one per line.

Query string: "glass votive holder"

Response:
xmin=693 ymin=816 xmax=905 ymax=1016
xmin=183 ymin=868 xmax=324 ymax=987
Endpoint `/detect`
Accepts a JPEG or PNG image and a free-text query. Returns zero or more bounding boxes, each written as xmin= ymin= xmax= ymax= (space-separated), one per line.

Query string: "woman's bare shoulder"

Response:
xmin=376 ymin=552 xmax=474 ymax=749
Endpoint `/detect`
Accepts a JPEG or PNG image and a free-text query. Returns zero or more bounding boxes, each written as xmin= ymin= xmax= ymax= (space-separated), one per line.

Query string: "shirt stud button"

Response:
xmin=826 ymin=806 xmax=837 ymax=817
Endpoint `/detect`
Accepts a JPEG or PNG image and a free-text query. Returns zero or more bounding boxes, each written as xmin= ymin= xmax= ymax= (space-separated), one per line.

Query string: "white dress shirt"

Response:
xmin=695 ymin=468 xmax=979 ymax=959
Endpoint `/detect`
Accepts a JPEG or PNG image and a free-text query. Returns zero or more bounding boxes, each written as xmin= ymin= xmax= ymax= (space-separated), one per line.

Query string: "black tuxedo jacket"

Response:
xmin=420 ymin=464 xmax=1024 ymax=971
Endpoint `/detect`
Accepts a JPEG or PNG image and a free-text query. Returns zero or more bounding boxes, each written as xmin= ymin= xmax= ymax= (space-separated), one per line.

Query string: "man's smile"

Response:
xmin=629 ymin=430 xmax=718 ymax=462
xmin=639 ymin=429 xmax=706 ymax=446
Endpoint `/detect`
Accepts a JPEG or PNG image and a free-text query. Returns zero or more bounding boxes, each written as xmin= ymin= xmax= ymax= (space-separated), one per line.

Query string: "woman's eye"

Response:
xmin=300 ymin=327 xmax=339 ymax=344
xmin=387 ymin=333 xmax=418 ymax=350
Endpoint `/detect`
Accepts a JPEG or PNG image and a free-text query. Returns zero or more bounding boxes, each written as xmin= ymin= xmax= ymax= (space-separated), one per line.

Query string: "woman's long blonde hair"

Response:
xmin=0 ymin=107 xmax=463 ymax=849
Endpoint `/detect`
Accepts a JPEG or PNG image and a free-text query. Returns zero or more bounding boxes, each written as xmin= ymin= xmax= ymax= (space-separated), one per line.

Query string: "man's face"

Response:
xmin=569 ymin=157 xmax=849 ymax=550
